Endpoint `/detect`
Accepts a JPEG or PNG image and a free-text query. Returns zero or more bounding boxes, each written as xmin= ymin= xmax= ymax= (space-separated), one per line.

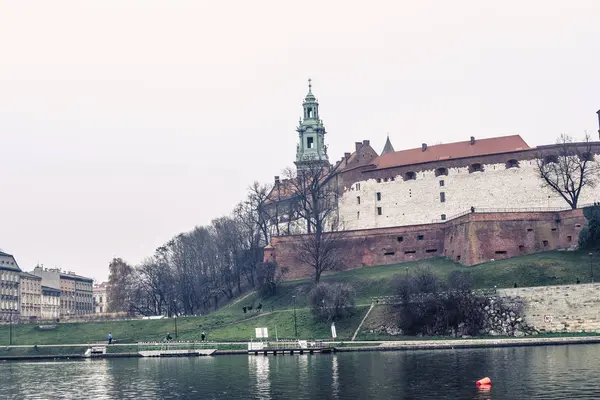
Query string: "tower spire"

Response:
xmin=295 ymin=80 xmax=329 ymax=171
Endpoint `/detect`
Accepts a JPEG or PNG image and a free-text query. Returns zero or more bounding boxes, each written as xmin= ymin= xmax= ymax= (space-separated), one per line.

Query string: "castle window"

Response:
xmin=469 ymin=163 xmax=484 ymax=173
xmin=404 ymin=171 xmax=416 ymax=181
xmin=357 ymin=196 xmax=361 ymax=205
xmin=435 ymin=167 xmax=448 ymax=177
xmin=505 ymin=159 xmax=519 ymax=169
xmin=397 ymin=236 xmax=403 ymax=242
xmin=357 ymin=211 xmax=360 ymax=219
xmin=417 ymin=235 xmax=424 ymax=240
xmin=307 ymin=108 xmax=313 ymax=118
xmin=441 ymin=214 xmax=446 ymax=221
xmin=384 ymin=251 xmax=395 ymax=256
xmin=495 ymin=251 xmax=507 ymax=255
xmin=543 ymin=155 xmax=558 ymax=165
xmin=440 ymin=192 xmax=446 ymax=203
xmin=439 ymin=180 xmax=445 ymax=187
xmin=307 ymin=137 xmax=314 ymax=149
xmin=376 ymin=192 xmax=381 ymax=201
xmin=356 ymin=183 xmax=361 ymax=190
xmin=404 ymin=250 xmax=416 ymax=254
xmin=426 ymin=249 xmax=438 ymax=253
xmin=567 ymin=235 xmax=572 ymax=242
xmin=376 ymin=178 xmax=382 ymax=183
xmin=456 ymin=255 xmax=461 ymax=261
xmin=377 ymin=207 xmax=382 ymax=215
xmin=543 ymin=240 xmax=549 ymax=247
xmin=519 ymin=245 xmax=525 ymax=251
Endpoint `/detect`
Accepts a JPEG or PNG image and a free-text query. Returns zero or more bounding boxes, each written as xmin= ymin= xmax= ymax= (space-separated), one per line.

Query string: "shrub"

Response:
xmin=308 ymin=282 xmax=356 ymax=322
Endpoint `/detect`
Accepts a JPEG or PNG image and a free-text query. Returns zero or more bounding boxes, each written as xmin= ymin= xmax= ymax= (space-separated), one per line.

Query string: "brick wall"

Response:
xmin=499 ymin=283 xmax=600 ymax=332
xmin=267 ymin=208 xmax=589 ymax=280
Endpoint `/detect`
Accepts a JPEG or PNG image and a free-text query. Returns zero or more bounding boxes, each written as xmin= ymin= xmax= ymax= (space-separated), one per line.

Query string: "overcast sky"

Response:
xmin=1 ymin=1 xmax=599 ymax=282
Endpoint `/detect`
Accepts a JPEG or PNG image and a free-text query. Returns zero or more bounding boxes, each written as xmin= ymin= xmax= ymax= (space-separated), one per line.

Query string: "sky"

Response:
xmin=1 ymin=1 xmax=599 ymax=282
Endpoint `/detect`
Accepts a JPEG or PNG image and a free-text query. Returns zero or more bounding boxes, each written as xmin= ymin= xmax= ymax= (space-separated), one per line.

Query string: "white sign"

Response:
xmin=248 ymin=342 xmax=265 ymax=350
xmin=331 ymin=322 xmax=337 ymax=339
xmin=255 ymin=327 xmax=269 ymax=338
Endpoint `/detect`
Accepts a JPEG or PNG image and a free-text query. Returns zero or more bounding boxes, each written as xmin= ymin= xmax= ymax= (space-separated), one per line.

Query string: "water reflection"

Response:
xmin=249 ymin=356 xmax=271 ymax=400
xmin=331 ymin=355 xmax=339 ymax=399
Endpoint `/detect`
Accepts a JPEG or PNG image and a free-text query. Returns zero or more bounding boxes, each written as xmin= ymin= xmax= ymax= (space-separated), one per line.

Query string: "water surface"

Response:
xmin=1 ymin=344 xmax=600 ymax=399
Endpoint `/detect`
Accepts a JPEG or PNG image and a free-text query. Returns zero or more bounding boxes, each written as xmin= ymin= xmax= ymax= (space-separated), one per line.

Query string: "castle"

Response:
xmin=265 ymin=81 xmax=600 ymax=278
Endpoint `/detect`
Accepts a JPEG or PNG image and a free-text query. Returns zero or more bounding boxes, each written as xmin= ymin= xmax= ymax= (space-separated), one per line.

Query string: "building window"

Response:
xmin=469 ymin=163 xmax=484 ymax=173
xmin=505 ymin=159 xmax=519 ymax=169
xmin=435 ymin=167 xmax=448 ymax=177
xmin=567 ymin=235 xmax=572 ymax=242
xmin=357 ymin=196 xmax=361 ymax=205
xmin=397 ymin=236 xmax=403 ymax=242
xmin=356 ymin=183 xmax=361 ymax=190
xmin=441 ymin=214 xmax=446 ymax=221
xmin=543 ymin=154 xmax=558 ymax=165
xmin=417 ymin=235 xmax=424 ymax=240
xmin=307 ymin=137 xmax=314 ymax=149
xmin=384 ymin=251 xmax=395 ymax=256
xmin=440 ymin=192 xmax=446 ymax=203
xmin=377 ymin=207 xmax=382 ymax=215
xmin=376 ymin=192 xmax=381 ymax=201
xmin=383 ymin=178 xmax=388 ymax=182
xmin=439 ymin=180 xmax=445 ymax=187
xmin=495 ymin=250 xmax=507 ymax=255
xmin=426 ymin=249 xmax=438 ymax=253
xmin=404 ymin=171 xmax=416 ymax=181
xmin=357 ymin=211 xmax=360 ymax=219
xmin=376 ymin=178 xmax=382 ymax=183
xmin=543 ymin=240 xmax=549 ymax=247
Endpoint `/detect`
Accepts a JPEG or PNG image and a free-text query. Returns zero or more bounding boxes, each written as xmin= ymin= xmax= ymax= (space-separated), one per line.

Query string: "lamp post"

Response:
xmin=590 ymin=253 xmax=594 ymax=284
xmin=405 ymin=267 xmax=409 ymax=277
xmin=292 ymin=295 xmax=298 ymax=339
xmin=9 ymin=310 xmax=12 ymax=346
xmin=173 ymin=301 xmax=178 ymax=339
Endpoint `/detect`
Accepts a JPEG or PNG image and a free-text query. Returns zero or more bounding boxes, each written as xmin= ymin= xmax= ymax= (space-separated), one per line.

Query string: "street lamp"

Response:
xmin=590 ymin=253 xmax=594 ymax=284
xmin=292 ymin=295 xmax=298 ymax=339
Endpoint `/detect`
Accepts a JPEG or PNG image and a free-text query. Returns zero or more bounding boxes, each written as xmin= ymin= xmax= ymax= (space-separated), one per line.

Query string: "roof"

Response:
xmin=381 ymin=136 xmax=395 ymax=155
xmin=0 ymin=251 xmax=22 ymax=272
xmin=41 ymin=285 xmax=61 ymax=293
xmin=372 ymin=135 xmax=530 ymax=170
xmin=21 ymin=271 xmax=42 ymax=280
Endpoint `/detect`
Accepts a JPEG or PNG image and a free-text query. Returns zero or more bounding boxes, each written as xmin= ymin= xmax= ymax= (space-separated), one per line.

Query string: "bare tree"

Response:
xmin=283 ymin=159 xmax=347 ymax=283
xmin=537 ymin=133 xmax=600 ymax=209
xmin=107 ymin=258 xmax=136 ymax=313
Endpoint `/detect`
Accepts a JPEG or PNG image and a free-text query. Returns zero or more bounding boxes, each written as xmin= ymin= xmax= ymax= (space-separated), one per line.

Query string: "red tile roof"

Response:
xmin=372 ymin=135 xmax=530 ymax=170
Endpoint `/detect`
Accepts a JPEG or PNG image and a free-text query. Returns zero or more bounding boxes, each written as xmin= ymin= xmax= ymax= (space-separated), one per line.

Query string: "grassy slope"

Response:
xmin=0 ymin=250 xmax=598 ymax=346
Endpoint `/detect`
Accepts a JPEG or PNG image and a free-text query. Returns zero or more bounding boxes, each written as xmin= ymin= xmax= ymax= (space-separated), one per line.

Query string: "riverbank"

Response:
xmin=3 ymin=336 xmax=600 ymax=361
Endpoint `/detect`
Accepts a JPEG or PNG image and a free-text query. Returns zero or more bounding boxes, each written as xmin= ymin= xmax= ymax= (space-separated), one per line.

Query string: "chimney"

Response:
xmin=274 ymin=176 xmax=280 ymax=185
xmin=421 ymin=143 xmax=427 ymax=152
xmin=355 ymin=142 xmax=362 ymax=152
xmin=362 ymin=140 xmax=370 ymax=146
xmin=470 ymin=136 xmax=475 ymax=145
xmin=344 ymin=152 xmax=351 ymax=161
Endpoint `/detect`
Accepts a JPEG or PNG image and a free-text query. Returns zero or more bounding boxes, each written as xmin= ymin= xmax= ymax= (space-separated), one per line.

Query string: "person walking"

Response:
xmin=108 ymin=332 xmax=113 ymax=345
xmin=201 ymin=332 xmax=206 ymax=342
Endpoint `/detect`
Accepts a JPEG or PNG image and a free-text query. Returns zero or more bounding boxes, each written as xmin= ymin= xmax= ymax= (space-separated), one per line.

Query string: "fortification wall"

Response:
xmin=499 ymin=283 xmax=600 ymax=333
xmin=339 ymin=157 xmax=600 ymax=231
xmin=266 ymin=209 xmax=588 ymax=280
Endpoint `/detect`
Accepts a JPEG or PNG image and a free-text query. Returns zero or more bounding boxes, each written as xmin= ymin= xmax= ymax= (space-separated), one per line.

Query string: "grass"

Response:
xmin=0 ymin=250 xmax=598 ymax=347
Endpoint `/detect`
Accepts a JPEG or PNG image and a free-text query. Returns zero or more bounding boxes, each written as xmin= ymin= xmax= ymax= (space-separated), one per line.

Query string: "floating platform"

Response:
xmin=247 ymin=340 xmax=332 ymax=356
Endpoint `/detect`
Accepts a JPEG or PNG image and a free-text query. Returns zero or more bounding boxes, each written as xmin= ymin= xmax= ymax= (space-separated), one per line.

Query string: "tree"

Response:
xmin=537 ymin=133 xmax=600 ymax=209
xmin=579 ymin=205 xmax=600 ymax=250
xmin=309 ymin=282 xmax=356 ymax=322
xmin=283 ymin=159 xmax=348 ymax=283
xmin=107 ymin=258 xmax=135 ymax=313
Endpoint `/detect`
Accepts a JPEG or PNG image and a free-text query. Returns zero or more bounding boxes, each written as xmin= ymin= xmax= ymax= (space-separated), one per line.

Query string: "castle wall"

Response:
xmin=267 ymin=209 xmax=589 ymax=281
xmin=338 ymin=154 xmax=600 ymax=231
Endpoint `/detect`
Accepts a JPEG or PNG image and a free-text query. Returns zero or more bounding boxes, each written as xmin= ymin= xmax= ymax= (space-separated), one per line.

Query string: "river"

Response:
xmin=1 ymin=344 xmax=600 ymax=399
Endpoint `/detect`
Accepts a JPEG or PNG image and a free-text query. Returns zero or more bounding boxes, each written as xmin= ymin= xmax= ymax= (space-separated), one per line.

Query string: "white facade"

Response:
xmin=93 ymin=283 xmax=108 ymax=313
xmin=41 ymin=286 xmax=61 ymax=320
xmin=339 ymin=158 xmax=600 ymax=230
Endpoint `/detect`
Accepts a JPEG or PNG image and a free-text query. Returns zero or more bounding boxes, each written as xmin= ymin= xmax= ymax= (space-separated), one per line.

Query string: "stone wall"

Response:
xmin=498 ymin=283 xmax=600 ymax=333
xmin=339 ymin=155 xmax=600 ymax=231
xmin=266 ymin=208 xmax=589 ymax=280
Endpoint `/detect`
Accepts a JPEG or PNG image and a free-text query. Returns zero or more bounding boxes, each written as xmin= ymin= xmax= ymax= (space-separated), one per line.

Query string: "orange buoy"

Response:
xmin=476 ymin=377 xmax=492 ymax=386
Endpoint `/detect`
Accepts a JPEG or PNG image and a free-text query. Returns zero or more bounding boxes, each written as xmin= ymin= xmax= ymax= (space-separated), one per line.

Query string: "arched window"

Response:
xmin=505 ymin=159 xmax=519 ymax=169
xmin=469 ymin=163 xmax=484 ymax=173
xmin=404 ymin=171 xmax=416 ymax=181
xmin=435 ymin=167 xmax=448 ymax=177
